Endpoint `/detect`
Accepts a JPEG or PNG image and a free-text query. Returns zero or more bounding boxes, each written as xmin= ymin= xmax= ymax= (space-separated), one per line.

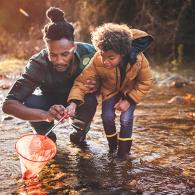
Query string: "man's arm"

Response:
xmin=84 ymin=78 xmax=100 ymax=93
xmin=2 ymin=100 xmax=67 ymax=122
xmin=2 ymin=99 xmax=52 ymax=121
xmin=2 ymin=57 xmax=56 ymax=121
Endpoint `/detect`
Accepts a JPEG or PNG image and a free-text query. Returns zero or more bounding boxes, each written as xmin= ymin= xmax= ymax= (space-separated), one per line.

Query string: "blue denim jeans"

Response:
xmin=24 ymin=92 xmax=97 ymax=141
xmin=101 ymin=93 xmax=136 ymax=139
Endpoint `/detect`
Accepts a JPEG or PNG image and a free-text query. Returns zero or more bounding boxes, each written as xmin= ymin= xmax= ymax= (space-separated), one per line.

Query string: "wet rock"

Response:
xmin=2 ymin=116 xmax=14 ymax=121
xmin=167 ymin=94 xmax=193 ymax=104
xmin=158 ymin=75 xmax=191 ymax=88
xmin=142 ymin=191 xmax=152 ymax=195
xmin=186 ymin=112 xmax=195 ymax=119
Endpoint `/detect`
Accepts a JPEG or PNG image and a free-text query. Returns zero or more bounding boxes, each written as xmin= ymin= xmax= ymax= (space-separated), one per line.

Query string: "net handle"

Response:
xmin=45 ymin=115 xmax=86 ymax=136
xmin=45 ymin=115 xmax=67 ymax=136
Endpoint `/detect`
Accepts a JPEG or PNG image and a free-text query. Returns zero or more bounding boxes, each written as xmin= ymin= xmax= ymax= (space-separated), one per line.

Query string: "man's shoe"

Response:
xmin=70 ymin=130 xmax=86 ymax=145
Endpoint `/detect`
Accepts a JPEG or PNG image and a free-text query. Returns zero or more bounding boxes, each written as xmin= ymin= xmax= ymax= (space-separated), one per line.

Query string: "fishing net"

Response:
xmin=15 ymin=134 xmax=57 ymax=179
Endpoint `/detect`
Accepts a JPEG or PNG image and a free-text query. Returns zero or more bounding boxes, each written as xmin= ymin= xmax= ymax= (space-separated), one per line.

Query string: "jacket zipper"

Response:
xmin=115 ymin=67 xmax=119 ymax=90
xmin=106 ymin=67 xmax=119 ymax=97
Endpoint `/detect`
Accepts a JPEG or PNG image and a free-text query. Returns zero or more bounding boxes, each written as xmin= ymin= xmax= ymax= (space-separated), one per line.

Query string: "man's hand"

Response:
xmin=114 ymin=99 xmax=130 ymax=112
xmin=47 ymin=105 xmax=66 ymax=122
xmin=64 ymin=102 xmax=77 ymax=118
xmin=84 ymin=76 xmax=100 ymax=93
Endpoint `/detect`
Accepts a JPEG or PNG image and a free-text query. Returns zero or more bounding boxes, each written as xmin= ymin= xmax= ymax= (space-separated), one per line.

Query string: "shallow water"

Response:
xmin=0 ymin=82 xmax=194 ymax=194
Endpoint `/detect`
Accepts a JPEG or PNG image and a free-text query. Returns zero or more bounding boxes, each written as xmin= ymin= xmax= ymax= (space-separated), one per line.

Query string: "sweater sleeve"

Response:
xmin=5 ymin=59 xmax=43 ymax=102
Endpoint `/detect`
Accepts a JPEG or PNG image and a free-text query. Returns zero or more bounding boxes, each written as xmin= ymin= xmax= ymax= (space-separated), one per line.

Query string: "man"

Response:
xmin=2 ymin=7 xmax=98 ymax=144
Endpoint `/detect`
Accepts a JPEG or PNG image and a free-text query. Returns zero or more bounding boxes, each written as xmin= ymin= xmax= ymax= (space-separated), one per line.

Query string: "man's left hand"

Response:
xmin=84 ymin=76 xmax=100 ymax=93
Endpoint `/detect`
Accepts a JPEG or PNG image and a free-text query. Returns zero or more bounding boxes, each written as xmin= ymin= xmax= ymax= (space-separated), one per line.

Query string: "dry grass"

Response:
xmin=0 ymin=57 xmax=26 ymax=76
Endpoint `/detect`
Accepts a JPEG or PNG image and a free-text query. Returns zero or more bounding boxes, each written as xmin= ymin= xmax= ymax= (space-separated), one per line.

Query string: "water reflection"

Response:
xmin=14 ymin=177 xmax=46 ymax=194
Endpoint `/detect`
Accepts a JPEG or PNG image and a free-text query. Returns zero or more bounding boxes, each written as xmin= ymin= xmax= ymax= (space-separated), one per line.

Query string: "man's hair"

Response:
xmin=42 ymin=7 xmax=74 ymax=41
xmin=91 ymin=23 xmax=132 ymax=55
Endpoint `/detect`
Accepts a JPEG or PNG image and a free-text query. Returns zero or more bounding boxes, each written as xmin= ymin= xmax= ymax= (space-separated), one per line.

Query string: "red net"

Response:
xmin=15 ymin=134 xmax=57 ymax=179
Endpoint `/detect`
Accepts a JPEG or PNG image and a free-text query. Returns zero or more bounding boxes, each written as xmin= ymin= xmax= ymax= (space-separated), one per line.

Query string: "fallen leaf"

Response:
xmin=127 ymin=179 xmax=137 ymax=187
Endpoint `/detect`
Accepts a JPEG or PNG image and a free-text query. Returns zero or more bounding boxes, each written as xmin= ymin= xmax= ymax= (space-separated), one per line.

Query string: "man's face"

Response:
xmin=100 ymin=50 xmax=123 ymax=69
xmin=46 ymin=38 xmax=75 ymax=72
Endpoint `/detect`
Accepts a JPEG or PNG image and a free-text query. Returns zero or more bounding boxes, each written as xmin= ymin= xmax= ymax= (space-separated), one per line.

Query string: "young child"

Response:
xmin=66 ymin=23 xmax=154 ymax=160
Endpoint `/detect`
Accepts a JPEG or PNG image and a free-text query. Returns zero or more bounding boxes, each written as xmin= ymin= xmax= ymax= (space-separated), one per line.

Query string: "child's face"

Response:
xmin=100 ymin=50 xmax=124 ymax=69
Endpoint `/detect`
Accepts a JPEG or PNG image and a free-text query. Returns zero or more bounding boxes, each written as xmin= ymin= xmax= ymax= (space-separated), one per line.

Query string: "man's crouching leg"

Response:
xmin=30 ymin=121 xmax=57 ymax=142
xmin=24 ymin=94 xmax=57 ymax=143
xmin=69 ymin=93 xmax=97 ymax=145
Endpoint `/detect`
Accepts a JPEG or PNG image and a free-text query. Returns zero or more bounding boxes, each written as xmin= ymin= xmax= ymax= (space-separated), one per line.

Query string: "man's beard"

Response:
xmin=54 ymin=63 xmax=72 ymax=72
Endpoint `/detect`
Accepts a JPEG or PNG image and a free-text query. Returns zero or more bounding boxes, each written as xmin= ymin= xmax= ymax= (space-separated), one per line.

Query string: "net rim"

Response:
xmin=15 ymin=134 xmax=57 ymax=163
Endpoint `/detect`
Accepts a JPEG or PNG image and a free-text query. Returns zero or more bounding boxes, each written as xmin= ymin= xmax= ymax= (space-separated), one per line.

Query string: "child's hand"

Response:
xmin=65 ymin=102 xmax=77 ymax=118
xmin=114 ymin=99 xmax=130 ymax=112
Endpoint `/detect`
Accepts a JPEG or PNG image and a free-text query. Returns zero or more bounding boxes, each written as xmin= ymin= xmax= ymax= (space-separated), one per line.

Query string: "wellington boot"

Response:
xmin=117 ymin=140 xmax=132 ymax=160
xmin=107 ymin=134 xmax=118 ymax=153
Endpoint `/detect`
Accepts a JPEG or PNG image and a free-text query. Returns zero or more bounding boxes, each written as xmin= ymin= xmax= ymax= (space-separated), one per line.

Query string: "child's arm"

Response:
xmin=67 ymin=56 xmax=98 ymax=106
xmin=124 ymin=54 xmax=154 ymax=104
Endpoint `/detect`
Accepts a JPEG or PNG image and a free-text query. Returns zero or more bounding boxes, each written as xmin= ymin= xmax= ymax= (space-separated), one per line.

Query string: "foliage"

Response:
xmin=0 ymin=0 xmax=194 ymax=64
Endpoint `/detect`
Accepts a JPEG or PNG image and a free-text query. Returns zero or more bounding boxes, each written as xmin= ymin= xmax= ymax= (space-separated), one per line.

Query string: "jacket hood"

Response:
xmin=131 ymin=29 xmax=154 ymax=52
